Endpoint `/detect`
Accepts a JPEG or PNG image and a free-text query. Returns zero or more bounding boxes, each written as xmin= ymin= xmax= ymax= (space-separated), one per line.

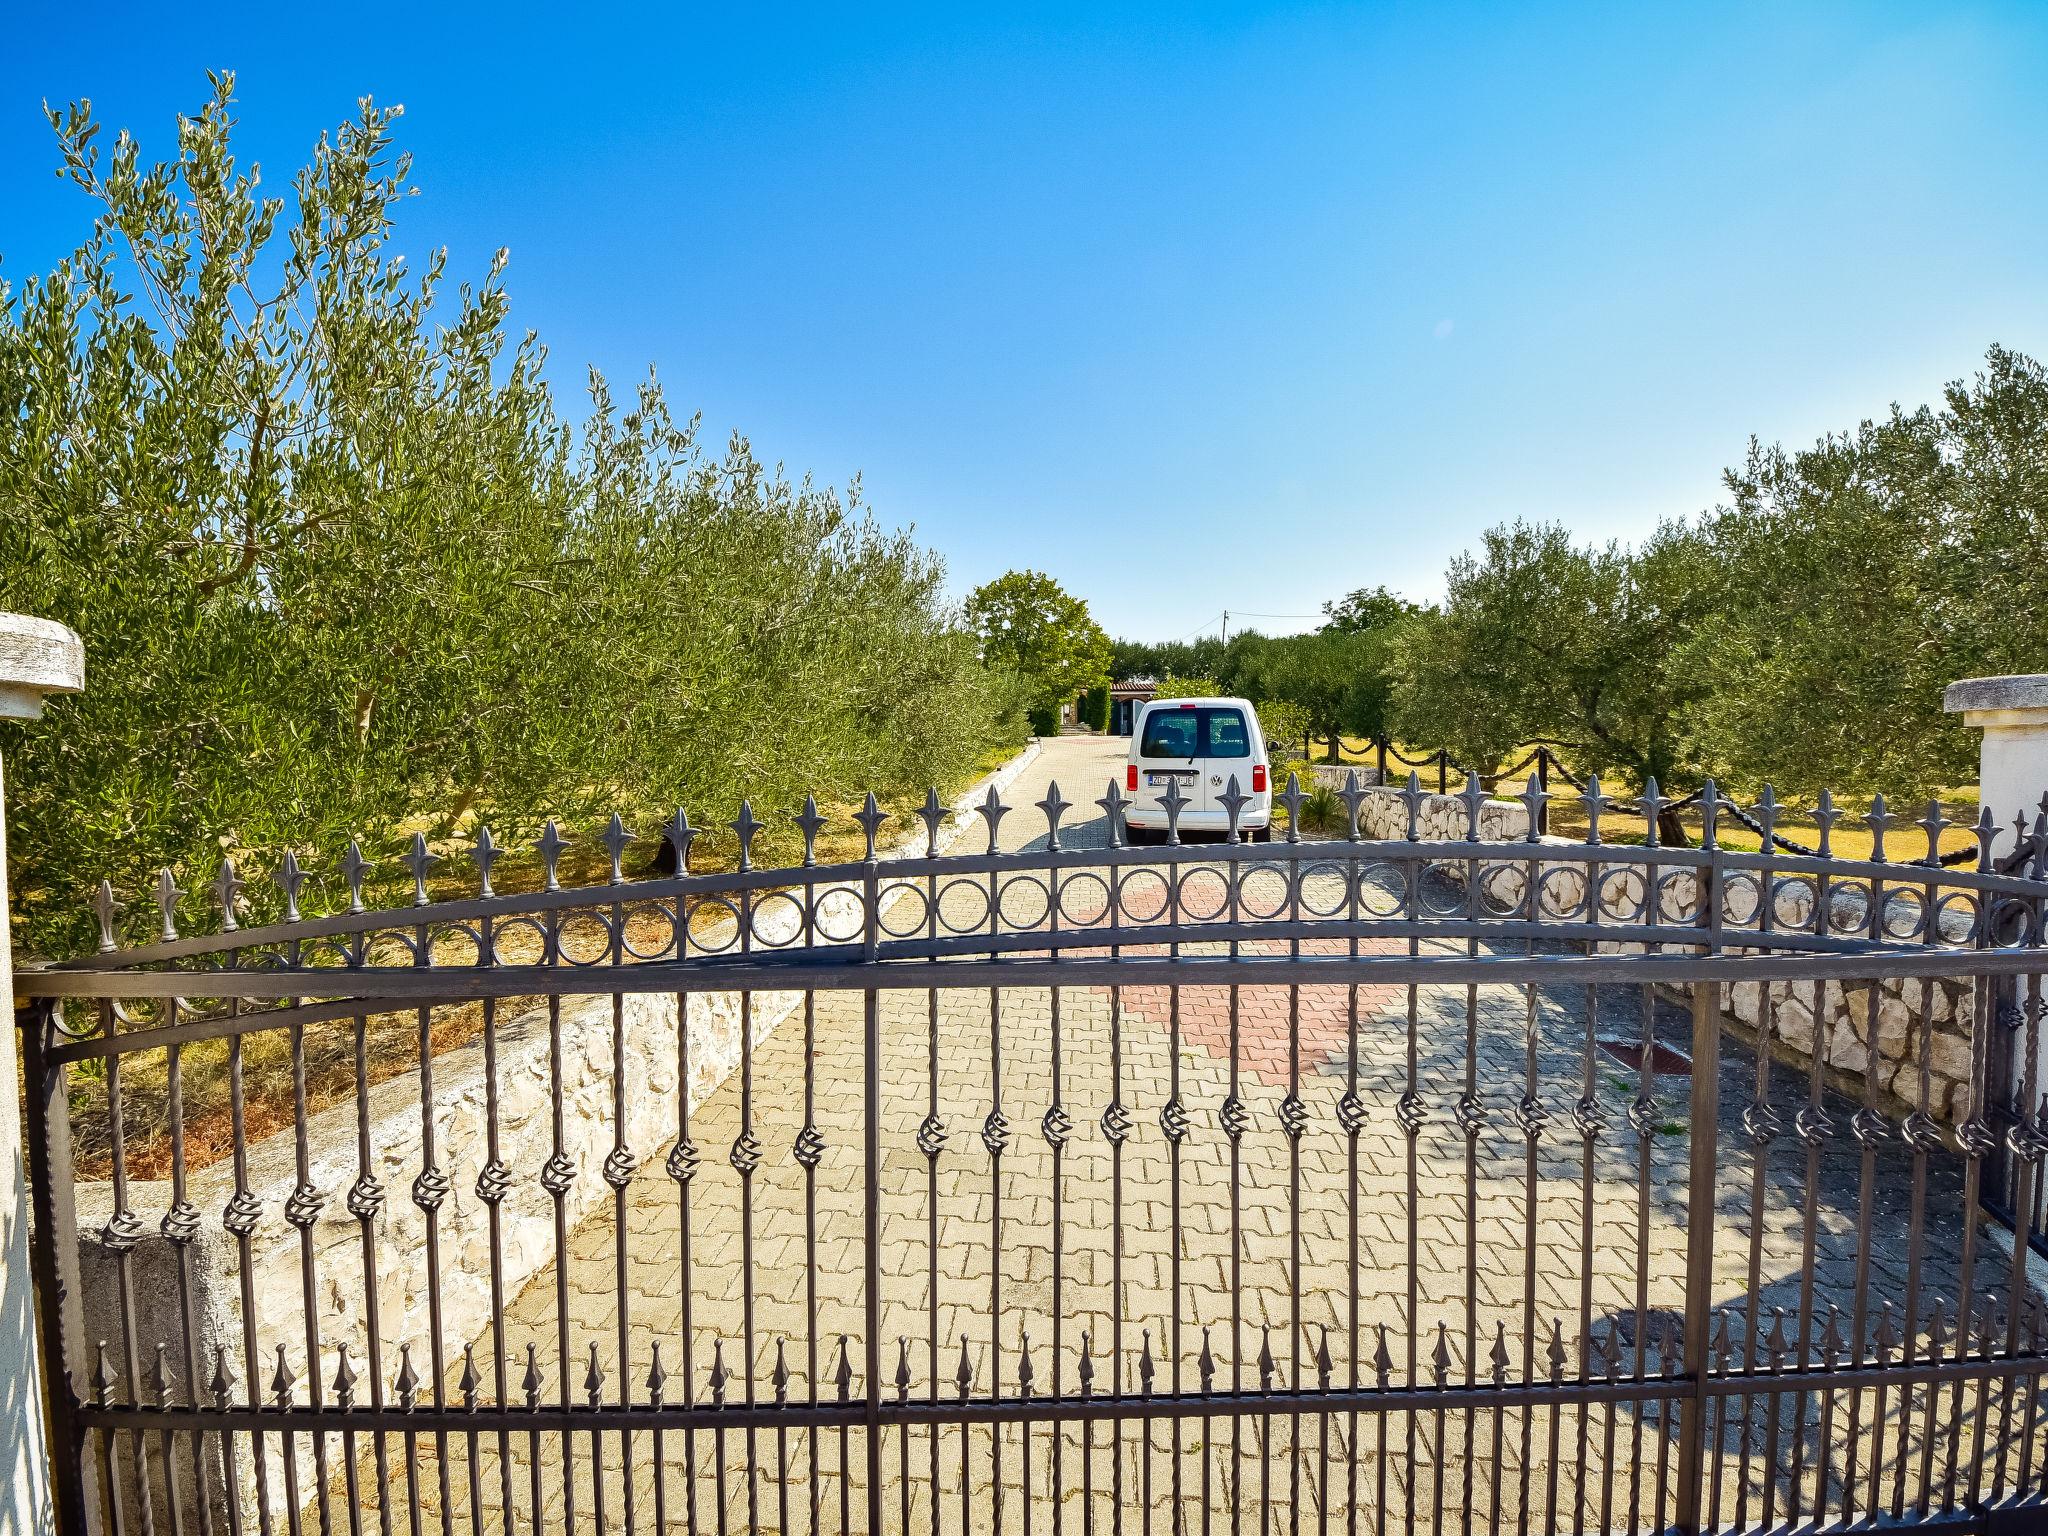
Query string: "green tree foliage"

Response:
xmin=1110 ymin=634 xmax=1240 ymax=682
xmin=1253 ymin=698 xmax=1311 ymax=761
xmin=1677 ymin=346 xmax=2048 ymax=796
xmin=1391 ymin=520 xmax=1716 ymax=837
xmin=0 ymin=78 xmax=1011 ymax=957
xmin=1154 ymin=674 xmax=1220 ymax=700
xmin=1321 ymin=584 xmax=1421 ymax=634
xmin=964 ymin=570 xmax=1111 ymax=714
xmin=1234 ymin=630 xmax=1402 ymax=760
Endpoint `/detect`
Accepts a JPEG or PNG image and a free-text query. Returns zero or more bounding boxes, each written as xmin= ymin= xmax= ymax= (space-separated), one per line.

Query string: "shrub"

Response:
xmin=1299 ymin=780 xmax=1346 ymax=835
xmin=1028 ymin=703 xmax=1062 ymax=737
xmin=1082 ymin=683 xmax=1111 ymax=732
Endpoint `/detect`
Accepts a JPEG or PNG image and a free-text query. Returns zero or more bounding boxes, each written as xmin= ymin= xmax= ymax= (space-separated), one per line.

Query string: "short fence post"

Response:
xmin=0 ymin=613 xmax=86 ymax=1536
xmin=1436 ymin=750 xmax=1448 ymax=795
xmin=1375 ymin=737 xmax=1387 ymax=786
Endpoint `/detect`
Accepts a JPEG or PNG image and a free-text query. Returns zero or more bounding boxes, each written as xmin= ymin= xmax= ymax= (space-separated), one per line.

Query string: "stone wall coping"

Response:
xmin=1944 ymin=673 xmax=2048 ymax=720
xmin=0 ymin=612 xmax=85 ymax=720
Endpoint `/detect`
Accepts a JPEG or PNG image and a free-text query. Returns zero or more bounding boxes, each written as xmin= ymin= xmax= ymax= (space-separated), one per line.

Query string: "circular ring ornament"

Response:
xmin=745 ymin=890 xmax=808 ymax=950
xmin=814 ymin=888 xmax=871 ymax=945
xmin=1473 ymin=860 xmax=1529 ymax=920
xmin=1532 ymin=864 xmax=1590 ymax=922
xmin=874 ymin=882 xmax=931 ymax=939
xmin=682 ymin=897 xmax=742 ymax=955
xmin=621 ymin=901 xmax=681 ymax=960
xmin=1877 ymin=888 xmax=1928 ymax=943
xmin=1175 ymin=866 xmax=1233 ymax=925
xmin=1114 ymin=867 xmax=1172 ymax=926
xmin=1766 ymin=876 xmax=1818 ymax=933
xmin=997 ymin=874 xmax=1052 ymax=933
xmin=1356 ymin=863 xmax=1409 ymax=919
xmin=1055 ymin=871 xmax=1112 ymax=929
xmin=933 ymin=877 xmax=993 ymax=936
xmin=1595 ymin=868 xmax=1647 ymax=924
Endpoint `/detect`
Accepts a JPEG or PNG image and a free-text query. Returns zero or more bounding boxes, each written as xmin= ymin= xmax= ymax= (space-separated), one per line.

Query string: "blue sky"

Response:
xmin=5 ymin=3 xmax=2046 ymax=639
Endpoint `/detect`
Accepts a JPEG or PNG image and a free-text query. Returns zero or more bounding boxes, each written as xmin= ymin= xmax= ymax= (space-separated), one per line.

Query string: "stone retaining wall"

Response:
xmin=1344 ymin=785 xmax=1982 ymax=1124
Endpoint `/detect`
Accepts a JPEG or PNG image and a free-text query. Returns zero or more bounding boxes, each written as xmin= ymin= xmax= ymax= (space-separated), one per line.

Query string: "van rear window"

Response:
xmin=1140 ymin=707 xmax=1251 ymax=759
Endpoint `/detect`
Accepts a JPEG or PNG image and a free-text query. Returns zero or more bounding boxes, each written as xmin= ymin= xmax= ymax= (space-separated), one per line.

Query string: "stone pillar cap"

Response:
xmin=1944 ymin=673 xmax=2048 ymax=719
xmin=0 ymin=612 xmax=85 ymax=721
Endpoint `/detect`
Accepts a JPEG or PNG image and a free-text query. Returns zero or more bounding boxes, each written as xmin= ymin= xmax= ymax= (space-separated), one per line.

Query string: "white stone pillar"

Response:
xmin=1946 ymin=673 xmax=2048 ymax=1159
xmin=0 ymin=614 xmax=83 ymax=1536
xmin=1945 ymin=673 xmax=2048 ymax=844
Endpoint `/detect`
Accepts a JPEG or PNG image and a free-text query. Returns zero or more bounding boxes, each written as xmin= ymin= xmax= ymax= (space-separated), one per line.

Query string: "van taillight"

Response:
xmin=1126 ymin=764 xmax=1138 ymax=792
xmin=1252 ymin=763 xmax=1268 ymax=794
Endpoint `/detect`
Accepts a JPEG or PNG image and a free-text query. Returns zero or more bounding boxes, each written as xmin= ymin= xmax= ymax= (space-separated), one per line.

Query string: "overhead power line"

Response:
xmin=1164 ymin=608 xmax=1324 ymax=644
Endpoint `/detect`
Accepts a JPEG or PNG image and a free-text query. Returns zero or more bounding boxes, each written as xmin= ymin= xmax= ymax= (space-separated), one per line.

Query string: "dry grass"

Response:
xmin=1294 ymin=739 xmax=1985 ymax=863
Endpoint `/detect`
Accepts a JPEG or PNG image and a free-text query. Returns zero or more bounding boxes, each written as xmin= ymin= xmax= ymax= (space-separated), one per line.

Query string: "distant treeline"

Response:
xmin=0 ymin=80 xmax=1022 ymax=957
xmin=1118 ymin=344 xmax=2048 ymax=802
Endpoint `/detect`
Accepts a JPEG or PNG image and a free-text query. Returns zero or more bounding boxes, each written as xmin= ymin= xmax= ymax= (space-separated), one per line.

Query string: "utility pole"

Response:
xmin=1221 ymin=609 xmax=1228 ymax=644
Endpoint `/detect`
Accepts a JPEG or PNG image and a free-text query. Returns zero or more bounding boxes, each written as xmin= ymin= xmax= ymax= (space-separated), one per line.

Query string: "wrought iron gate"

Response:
xmin=15 ymin=774 xmax=2048 ymax=1535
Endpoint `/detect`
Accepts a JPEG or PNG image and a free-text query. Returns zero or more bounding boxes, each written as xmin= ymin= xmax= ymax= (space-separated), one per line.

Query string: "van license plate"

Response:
xmin=1147 ymin=772 xmax=1191 ymax=786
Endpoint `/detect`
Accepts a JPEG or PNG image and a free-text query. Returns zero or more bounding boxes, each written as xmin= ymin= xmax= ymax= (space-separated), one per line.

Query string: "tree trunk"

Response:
xmin=1657 ymin=806 xmax=1690 ymax=848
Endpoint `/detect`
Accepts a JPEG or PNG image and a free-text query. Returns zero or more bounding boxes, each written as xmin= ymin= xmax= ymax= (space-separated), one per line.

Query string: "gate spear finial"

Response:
xmin=795 ymin=795 xmax=826 ymax=867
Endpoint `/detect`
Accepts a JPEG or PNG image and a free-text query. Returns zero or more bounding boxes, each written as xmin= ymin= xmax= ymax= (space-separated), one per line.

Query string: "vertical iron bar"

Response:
xmin=1994 ymin=961 xmax=2044 ymax=1505
xmin=163 ymin=1022 xmax=217 ymax=1536
xmin=1343 ymin=833 xmax=1364 ymax=1536
xmin=1893 ymin=973 xmax=1938 ymax=1518
xmin=1515 ymin=976 xmax=1540 ymax=1536
xmin=1735 ymin=972 xmax=1777 ymax=1530
xmin=1787 ymin=967 xmax=1831 ymax=1525
xmin=407 ymin=935 xmax=452 ymax=1536
xmin=1048 ymin=841 xmax=1067 ymax=1536
xmin=1168 ymin=864 xmax=1185 ymax=1536
xmin=726 ymin=857 xmax=757 ymax=1536
xmin=1672 ymin=851 xmax=1723 ymax=1536
xmin=286 ymin=1008 xmax=330 ymax=1536
xmin=864 ymin=855 xmax=885 ymax=1536
xmin=1456 ymin=800 xmax=1481 ymax=1536
xmin=1627 ymin=977 xmax=1655 ymax=1535
xmin=22 ymin=1000 xmax=91 ymax=1536
xmin=801 ymin=861 xmax=825 ymax=1536
xmin=545 ymin=988 xmax=575 ymax=1536
xmin=1840 ymin=865 xmax=1892 ymax=1521
xmin=1287 ymin=854 xmax=1304 ymax=1536
xmin=1228 ymin=913 xmax=1245 ymax=1536
xmin=987 ymin=978 xmax=1005 ymax=1535
xmin=1944 ymin=962 xmax=1996 ymax=1515
xmin=676 ymin=976 xmax=700 ymax=1536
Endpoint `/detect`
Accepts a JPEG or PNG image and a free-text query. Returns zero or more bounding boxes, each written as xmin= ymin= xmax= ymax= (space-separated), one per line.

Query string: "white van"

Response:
xmin=1123 ymin=696 xmax=1273 ymax=842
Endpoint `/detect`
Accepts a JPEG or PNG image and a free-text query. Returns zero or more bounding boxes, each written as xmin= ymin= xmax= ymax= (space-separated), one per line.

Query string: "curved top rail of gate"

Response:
xmin=16 ymin=773 xmax=2048 ymax=1051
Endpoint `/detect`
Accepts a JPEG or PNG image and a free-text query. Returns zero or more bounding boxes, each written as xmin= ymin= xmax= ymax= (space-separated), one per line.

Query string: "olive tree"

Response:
xmin=1678 ymin=345 xmax=2048 ymax=798
xmin=0 ymin=77 xmax=1010 ymax=956
xmin=1391 ymin=519 xmax=1715 ymax=840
